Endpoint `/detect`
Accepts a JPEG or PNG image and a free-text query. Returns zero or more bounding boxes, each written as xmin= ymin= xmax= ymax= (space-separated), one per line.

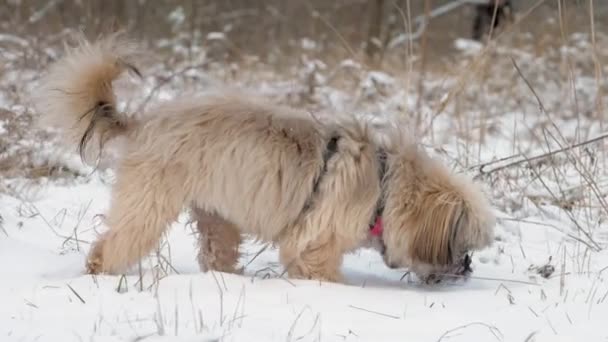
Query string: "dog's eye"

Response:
xmin=96 ymin=101 xmax=113 ymax=117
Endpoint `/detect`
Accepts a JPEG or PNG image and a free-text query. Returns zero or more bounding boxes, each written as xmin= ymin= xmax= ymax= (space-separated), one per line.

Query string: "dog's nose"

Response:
xmin=388 ymin=262 xmax=400 ymax=269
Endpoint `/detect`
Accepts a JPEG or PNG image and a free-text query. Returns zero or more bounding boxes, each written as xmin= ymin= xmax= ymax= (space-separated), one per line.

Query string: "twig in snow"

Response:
xmin=210 ymin=271 xmax=225 ymax=326
xmin=24 ymin=299 xmax=38 ymax=309
xmin=66 ymin=283 xmax=85 ymax=304
xmin=513 ymin=144 xmax=601 ymax=251
xmin=436 ymin=322 xmax=503 ymax=342
xmin=524 ymin=331 xmax=539 ymax=342
xmin=498 ymin=217 xmax=597 ymax=251
xmin=116 ymin=274 xmax=128 ymax=293
xmin=243 ymin=243 xmax=270 ymax=268
xmin=252 ymin=267 xmax=296 ymax=287
xmin=546 ymin=316 xmax=558 ymax=335
xmin=428 ymin=272 xmax=540 ymax=286
xmin=0 ymin=215 xmax=7 ymax=236
xmin=286 ymin=306 xmax=311 ymax=342
xmin=63 ymin=199 xmax=93 ymax=251
xmin=229 ymin=285 xmax=247 ymax=329
xmin=560 ymin=247 xmax=566 ymax=296
xmin=599 ymin=289 xmax=608 ymax=304
xmin=472 ymin=132 xmax=608 ymax=177
xmin=21 ymin=203 xmax=91 ymax=245
xmin=348 ymin=305 xmax=400 ymax=320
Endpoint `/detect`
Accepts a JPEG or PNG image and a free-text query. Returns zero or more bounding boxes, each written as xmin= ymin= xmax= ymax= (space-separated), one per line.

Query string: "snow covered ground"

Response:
xmin=1 ymin=167 xmax=607 ymax=342
xmin=2 ymin=28 xmax=608 ymax=341
xmin=0 ymin=171 xmax=606 ymax=342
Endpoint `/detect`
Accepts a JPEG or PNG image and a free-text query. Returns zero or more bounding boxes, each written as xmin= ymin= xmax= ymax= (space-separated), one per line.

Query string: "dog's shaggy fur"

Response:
xmin=194 ymin=208 xmax=243 ymax=274
xmin=34 ymin=35 xmax=495 ymax=283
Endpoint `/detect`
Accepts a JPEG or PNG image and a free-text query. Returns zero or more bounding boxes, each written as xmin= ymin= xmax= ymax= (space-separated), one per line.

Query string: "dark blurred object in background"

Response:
xmin=472 ymin=0 xmax=514 ymax=40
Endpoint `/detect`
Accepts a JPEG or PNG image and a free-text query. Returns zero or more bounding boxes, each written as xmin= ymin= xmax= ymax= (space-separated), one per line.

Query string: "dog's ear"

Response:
xmin=383 ymin=146 xmax=495 ymax=272
xmin=407 ymin=192 xmax=467 ymax=266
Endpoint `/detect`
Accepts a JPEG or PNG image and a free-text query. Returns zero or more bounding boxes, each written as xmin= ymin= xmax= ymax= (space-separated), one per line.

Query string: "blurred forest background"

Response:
xmin=1 ymin=0 xmax=607 ymax=204
xmin=1 ymin=0 xmax=605 ymax=67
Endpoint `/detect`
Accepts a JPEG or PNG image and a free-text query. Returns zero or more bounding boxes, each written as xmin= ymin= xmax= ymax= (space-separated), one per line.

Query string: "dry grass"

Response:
xmin=0 ymin=108 xmax=85 ymax=181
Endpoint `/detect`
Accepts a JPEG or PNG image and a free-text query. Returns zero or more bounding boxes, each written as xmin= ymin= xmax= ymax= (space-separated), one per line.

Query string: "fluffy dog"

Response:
xmin=34 ymin=35 xmax=495 ymax=283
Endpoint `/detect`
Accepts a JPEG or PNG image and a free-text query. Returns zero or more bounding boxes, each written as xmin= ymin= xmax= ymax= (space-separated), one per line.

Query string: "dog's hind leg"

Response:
xmin=86 ymin=162 xmax=186 ymax=275
xmin=192 ymin=207 xmax=242 ymax=274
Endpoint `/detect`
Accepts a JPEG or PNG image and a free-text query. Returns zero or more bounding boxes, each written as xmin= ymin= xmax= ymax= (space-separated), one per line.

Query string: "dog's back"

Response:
xmin=132 ymin=93 xmax=332 ymax=240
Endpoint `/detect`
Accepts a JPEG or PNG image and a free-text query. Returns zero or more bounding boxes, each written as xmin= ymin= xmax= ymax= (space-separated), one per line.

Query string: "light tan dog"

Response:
xmin=34 ymin=35 xmax=495 ymax=283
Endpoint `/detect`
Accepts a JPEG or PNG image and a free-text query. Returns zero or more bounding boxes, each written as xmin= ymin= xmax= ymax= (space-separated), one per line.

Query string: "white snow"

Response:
xmin=207 ymin=32 xmax=227 ymax=41
xmin=167 ymin=7 xmax=186 ymax=27
xmin=300 ymin=38 xmax=317 ymax=51
xmin=1 ymin=176 xmax=607 ymax=342
xmin=454 ymin=38 xmax=483 ymax=54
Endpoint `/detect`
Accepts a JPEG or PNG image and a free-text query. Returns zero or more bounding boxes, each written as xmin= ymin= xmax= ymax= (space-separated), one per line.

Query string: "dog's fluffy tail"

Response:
xmin=34 ymin=34 xmax=140 ymax=165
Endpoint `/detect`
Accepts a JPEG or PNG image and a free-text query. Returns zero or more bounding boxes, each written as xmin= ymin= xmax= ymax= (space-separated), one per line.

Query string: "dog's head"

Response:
xmin=379 ymin=145 xmax=495 ymax=283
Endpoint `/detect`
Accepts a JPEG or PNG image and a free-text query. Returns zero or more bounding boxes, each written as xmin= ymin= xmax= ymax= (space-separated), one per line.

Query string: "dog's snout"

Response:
xmin=388 ymin=262 xmax=400 ymax=269
xmin=380 ymin=250 xmax=399 ymax=269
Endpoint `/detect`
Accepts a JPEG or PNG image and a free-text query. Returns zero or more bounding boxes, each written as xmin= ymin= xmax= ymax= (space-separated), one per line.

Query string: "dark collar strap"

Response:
xmin=299 ymin=134 xmax=341 ymax=215
xmin=370 ymin=149 xmax=387 ymax=229
xmin=312 ymin=135 xmax=339 ymax=195
xmin=297 ymin=136 xmax=387 ymax=233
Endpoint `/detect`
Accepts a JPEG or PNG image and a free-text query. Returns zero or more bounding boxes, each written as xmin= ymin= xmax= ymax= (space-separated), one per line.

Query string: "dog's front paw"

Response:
xmin=284 ymin=264 xmax=343 ymax=283
xmin=86 ymin=240 xmax=105 ymax=275
xmin=86 ymin=256 xmax=103 ymax=275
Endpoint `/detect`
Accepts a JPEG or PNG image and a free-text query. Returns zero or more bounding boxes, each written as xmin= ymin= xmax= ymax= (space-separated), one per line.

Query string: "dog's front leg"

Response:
xmin=279 ymin=230 xmax=344 ymax=283
xmin=86 ymin=232 xmax=107 ymax=274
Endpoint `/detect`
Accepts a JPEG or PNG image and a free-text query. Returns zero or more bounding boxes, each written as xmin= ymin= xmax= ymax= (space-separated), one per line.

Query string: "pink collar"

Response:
xmin=370 ymin=216 xmax=383 ymax=236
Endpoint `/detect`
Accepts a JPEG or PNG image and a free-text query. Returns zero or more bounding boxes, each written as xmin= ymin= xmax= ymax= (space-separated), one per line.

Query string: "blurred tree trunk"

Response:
xmin=136 ymin=0 xmax=146 ymax=40
xmin=365 ymin=0 xmax=384 ymax=63
xmin=189 ymin=0 xmax=198 ymax=62
xmin=415 ymin=0 xmax=432 ymax=128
